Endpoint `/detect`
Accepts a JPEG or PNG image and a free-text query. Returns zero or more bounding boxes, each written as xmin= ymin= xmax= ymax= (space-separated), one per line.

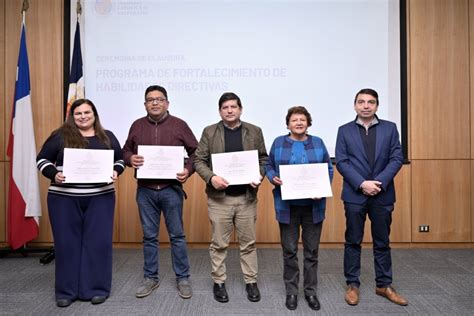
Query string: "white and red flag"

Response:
xmin=7 ymin=17 xmax=41 ymax=249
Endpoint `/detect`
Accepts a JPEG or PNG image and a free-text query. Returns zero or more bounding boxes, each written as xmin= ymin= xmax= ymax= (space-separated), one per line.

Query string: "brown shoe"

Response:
xmin=376 ymin=286 xmax=408 ymax=306
xmin=344 ymin=285 xmax=359 ymax=305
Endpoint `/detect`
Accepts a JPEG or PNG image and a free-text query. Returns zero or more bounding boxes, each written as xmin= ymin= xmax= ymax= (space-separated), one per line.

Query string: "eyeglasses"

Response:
xmin=145 ymin=97 xmax=167 ymax=104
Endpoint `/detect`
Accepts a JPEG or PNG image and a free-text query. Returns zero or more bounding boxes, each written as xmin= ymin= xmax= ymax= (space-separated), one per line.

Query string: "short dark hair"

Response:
xmin=285 ymin=106 xmax=312 ymax=127
xmin=354 ymin=88 xmax=379 ymax=105
xmin=145 ymin=85 xmax=168 ymax=100
xmin=218 ymin=92 xmax=242 ymax=109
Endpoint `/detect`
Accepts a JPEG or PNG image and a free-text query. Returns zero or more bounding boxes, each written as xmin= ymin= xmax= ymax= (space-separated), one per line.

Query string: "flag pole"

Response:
xmin=77 ymin=0 xmax=82 ymax=20
xmin=21 ymin=0 xmax=28 ymax=14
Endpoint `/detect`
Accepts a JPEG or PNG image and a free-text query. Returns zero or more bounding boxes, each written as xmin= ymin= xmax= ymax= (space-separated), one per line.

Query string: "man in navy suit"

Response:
xmin=335 ymin=88 xmax=407 ymax=306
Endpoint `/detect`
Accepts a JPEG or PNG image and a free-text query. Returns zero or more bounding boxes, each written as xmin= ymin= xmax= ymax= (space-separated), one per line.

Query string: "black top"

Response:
xmin=223 ymin=124 xmax=247 ymax=196
xmin=358 ymin=125 xmax=377 ymax=176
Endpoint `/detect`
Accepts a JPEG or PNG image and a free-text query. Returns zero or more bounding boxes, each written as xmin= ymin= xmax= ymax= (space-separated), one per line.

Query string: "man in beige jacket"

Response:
xmin=194 ymin=92 xmax=267 ymax=304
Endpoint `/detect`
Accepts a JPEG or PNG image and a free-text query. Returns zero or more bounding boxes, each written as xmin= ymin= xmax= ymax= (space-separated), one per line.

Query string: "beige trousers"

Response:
xmin=208 ymin=195 xmax=258 ymax=284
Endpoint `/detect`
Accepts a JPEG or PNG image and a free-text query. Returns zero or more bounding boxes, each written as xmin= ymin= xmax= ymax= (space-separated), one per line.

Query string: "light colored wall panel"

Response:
xmin=321 ymin=169 xmax=345 ymax=243
xmin=410 ymin=0 xmax=470 ymax=159
xmin=26 ymin=0 xmax=63 ymax=149
xmin=412 ymin=160 xmax=470 ymax=242
xmin=35 ymin=176 xmax=53 ymax=242
xmin=183 ymin=175 xmax=212 ymax=243
xmin=117 ymin=168 xmax=143 ymax=242
xmin=112 ymin=179 xmax=120 ymax=242
xmin=391 ymin=165 xmax=412 ymax=242
xmin=255 ymin=179 xmax=280 ymax=243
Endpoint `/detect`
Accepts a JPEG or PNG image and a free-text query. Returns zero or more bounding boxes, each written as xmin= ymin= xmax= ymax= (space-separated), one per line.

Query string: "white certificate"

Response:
xmin=63 ymin=148 xmax=114 ymax=183
xmin=211 ymin=150 xmax=261 ymax=185
xmin=136 ymin=145 xmax=184 ymax=179
xmin=280 ymin=163 xmax=332 ymax=200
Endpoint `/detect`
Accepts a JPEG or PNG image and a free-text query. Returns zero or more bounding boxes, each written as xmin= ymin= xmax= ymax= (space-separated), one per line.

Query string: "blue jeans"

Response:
xmin=136 ymin=186 xmax=190 ymax=281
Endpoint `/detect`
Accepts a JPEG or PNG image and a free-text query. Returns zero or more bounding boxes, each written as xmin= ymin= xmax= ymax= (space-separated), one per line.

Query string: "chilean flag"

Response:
xmin=7 ymin=18 xmax=41 ymax=250
xmin=66 ymin=20 xmax=84 ymax=118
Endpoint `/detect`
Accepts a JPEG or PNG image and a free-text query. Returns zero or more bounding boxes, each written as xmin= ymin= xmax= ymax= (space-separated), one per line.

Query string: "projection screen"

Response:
xmin=68 ymin=0 xmax=404 ymax=157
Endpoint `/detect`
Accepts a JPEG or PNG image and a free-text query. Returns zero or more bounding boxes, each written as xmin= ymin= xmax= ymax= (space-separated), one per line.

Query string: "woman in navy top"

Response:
xmin=37 ymin=99 xmax=125 ymax=307
xmin=265 ymin=106 xmax=333 ymax=311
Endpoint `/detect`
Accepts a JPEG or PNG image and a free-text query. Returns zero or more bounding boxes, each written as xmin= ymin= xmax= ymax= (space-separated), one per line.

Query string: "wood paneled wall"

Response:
xmin=410 ymin=0 xmax=470 ymax=160
xmin=0 ymin=0 xmax=473 ymax=247
xmin=412 ymin=160 xmax=471 ymax=242
xmin=470 ymin=0 xmax=474 ymax=243
xmin=471 ymin=0 xmax=474 ymax=160
xmin=1 ymin=0 xmax=6 ymax=241
xmin=1 ymin=0 xmax=63 ymax=242
xmin=0 ymin=0 xmax=5 ymax=162
xmin=410 ymin=0 xmax=473 ymax=243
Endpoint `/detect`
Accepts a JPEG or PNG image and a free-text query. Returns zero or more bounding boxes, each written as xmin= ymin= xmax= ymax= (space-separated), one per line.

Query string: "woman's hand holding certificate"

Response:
xmin=279 ymin=163 xmax=332 ymax=200
xmin=62 ymin=148 xmax=114 ymax=183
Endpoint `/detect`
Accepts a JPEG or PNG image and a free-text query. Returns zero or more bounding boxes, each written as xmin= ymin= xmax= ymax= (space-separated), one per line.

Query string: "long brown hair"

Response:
xmin=51 ymin=99 xmax=111 ymax=148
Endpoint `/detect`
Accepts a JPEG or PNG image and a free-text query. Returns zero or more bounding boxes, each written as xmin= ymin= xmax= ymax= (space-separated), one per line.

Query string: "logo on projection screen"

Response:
xmin=94 ymin=0 xmax=113 ymax=15
xmin=94 ymin=0 xmax=148 ymax=16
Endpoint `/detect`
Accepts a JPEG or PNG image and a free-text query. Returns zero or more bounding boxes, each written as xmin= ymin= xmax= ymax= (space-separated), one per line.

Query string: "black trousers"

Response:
xmin=279 ymin=205 xmax=323 ymax=296
xmin=343 ymin=200 xmax=393 ymax=288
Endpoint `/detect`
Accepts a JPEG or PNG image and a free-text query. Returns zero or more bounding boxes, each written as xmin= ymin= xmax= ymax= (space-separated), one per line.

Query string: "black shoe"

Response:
xmin=285 ymin=295 xmax=298 ymax=310
xmin=245 ymin=283 xmax=261 ymax=302
xmin=305 ymin=295 xmax=320 ymax=310
xmin=91 ymin=296 xmax=108 ymax=305
xmin=56 ymin=299 xmax=73 ymax=308
xmin=213 ymin=283 xmax=229 ymax=303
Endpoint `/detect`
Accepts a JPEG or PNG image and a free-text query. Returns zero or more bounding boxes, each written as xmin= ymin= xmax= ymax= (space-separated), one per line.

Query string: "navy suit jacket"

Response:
xmin=335 ymin=118 xmax=403 ymax=205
